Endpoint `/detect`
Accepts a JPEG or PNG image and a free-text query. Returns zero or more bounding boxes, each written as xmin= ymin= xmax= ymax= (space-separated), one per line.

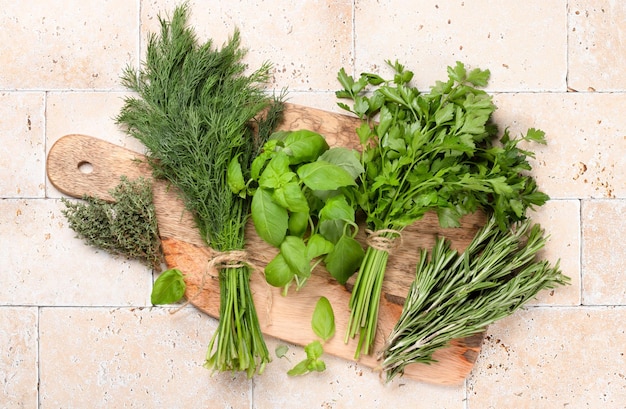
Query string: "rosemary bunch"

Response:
xmin=116 ymin=4 xmax=283 ymax=377
xmin=379 ymin=216 xmax=569 ymax=382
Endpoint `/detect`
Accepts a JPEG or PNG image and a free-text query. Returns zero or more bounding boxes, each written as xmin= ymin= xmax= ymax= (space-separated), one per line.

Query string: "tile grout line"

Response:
xmin=579 ymin=198 xmax=585 ymax=306
xmin=36 ymin=306 xmax=41 ymax=409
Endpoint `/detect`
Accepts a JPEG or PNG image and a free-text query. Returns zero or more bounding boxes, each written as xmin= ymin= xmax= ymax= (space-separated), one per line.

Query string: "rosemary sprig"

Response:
xmin=116 ymin=4 xmax=284 ymax=377
xmin=379 ymin=216 xmax=570 ymax=382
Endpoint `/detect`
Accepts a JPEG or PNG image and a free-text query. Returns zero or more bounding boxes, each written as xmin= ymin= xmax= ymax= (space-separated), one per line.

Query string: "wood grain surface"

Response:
xmin=46 ymin=103 xmax=486 ymax=385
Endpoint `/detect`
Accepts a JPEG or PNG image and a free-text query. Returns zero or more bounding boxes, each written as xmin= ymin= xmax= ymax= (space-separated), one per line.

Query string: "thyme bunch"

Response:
xmin=61 ymin=176 xmax=161 ymax=270
xmin=116 ymin=4 xmax=284 ymax=377
xmin=379 ymin=216 xmax=569 ymax=382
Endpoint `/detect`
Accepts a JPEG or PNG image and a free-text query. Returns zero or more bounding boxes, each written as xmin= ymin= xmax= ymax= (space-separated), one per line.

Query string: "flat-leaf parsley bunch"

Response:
xmin=337 ymin=61 xmax=549 ymax=357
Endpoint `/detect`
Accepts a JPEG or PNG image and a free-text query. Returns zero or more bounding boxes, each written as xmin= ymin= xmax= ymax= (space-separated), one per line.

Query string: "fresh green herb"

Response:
xmin=336 ymin=61 xmax=549 ymax=358
xmin=380 ymin=216 xmax=569 ymax=382
xmin=287 ymin=340 xmax=326 ymax=376
xmin=244 ymin=130 xmax=365 ymax=292
xmin=275 ymin=344 xmax=290 ymax=360
xmin=151 ymin=268 xmax=186 ymax=305
xmin=116 ymin=4 xmax=284 ymax=377
xmin=61 ymin=176 xmax=161 ymax=270
xmin=311 ymin=296 xmax=336 ymax=342
xmin=287 ymin=296 xmax=336 ymax=376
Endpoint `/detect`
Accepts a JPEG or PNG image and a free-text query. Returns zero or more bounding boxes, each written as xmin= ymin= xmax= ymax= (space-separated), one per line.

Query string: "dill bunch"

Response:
xmin=379 ymin=216 xmax=570 ymax=382
xmin=61 ymin=176 xmax=162 ymax=270
xmin=116 ymin=4 xmax=284 ymax=377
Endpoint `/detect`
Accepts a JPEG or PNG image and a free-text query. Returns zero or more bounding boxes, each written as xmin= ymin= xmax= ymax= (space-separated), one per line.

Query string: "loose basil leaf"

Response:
xmin=282 ymin=130 xmax=329 ymax=164
xmin=287 ymin=359 xmax=310 ymax=376
xmin=252 ymin=188 xmax=288 ymax=247
xmin=304 ymin=340 xmax=324 ymax=360
xmin=280 ymin=236 xmax=310 ymax=278
xmin=324 ymin=235 xmax=364 ymax=285
xmin=151 ymin=268 xmax=186 ymax=305
xmin=275 ymin=344 xmax=290 ymax=359
xmin=312 ymin=297 xmax=335 ymax=342
xmin=264 ymin=252 xmax=295 ymax=287
xmin=318 ymin=147 xmax=364 ymax=179
xmin=297 ymin=160 xmax=357 ymax=191
xmin=311 ymin=359 xmax=326 ymax=372
xmin=306 ymin=234 xmax=334 ymax=260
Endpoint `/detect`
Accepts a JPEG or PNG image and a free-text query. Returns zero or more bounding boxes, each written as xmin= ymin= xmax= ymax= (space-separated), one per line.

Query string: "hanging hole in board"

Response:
xmin=78 ymin=161 xmax=94 ymax=174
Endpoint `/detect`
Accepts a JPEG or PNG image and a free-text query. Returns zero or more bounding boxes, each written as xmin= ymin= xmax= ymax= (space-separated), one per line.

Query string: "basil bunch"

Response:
xmin=230 ymin=130 xmax=365 ymax=292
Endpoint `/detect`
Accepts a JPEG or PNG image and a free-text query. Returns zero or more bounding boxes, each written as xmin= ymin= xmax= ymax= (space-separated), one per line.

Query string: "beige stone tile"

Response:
xmin=253 ymin=338 xmax=465 ymax=409
xmin=468 ymin=307 xmax=626 ymax=408
xmin=581 ymin=199 xmax=626 ymax=305
xmin=0 ymin=1 xmax=137 ymax=90
xmin=1 ymin=92 xmax=45 ymax=198
xmin=0 ymin=307 xmax=38 ymax=409
xmin=0 ymin=199 xmax=152 ymax=306
xmin=491 ymin=93 xmax=626 ymax=199
xmin=45 ymin=91 xmax=148 ymax=198
xmin=354 ymin=0 xmax=567 ymax=92
xmin=528 ymin=200 xmax=581 ymax=306
xmin=39 ymin=307 xmax=251 ymax=408
xmin=140 ymin=1 xmax=353 ymax=91
xmin=568 ymin=1 xmax=626 ymax=91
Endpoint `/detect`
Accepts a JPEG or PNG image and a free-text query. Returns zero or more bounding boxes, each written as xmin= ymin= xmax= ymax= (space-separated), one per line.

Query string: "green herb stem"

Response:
xmin=346 ymin=239 xmax=390 ymax=358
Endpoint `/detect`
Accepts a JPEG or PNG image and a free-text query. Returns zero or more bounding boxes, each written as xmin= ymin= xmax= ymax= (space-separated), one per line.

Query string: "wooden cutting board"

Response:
xmin=46 ymin=103 xmax=487 ymax=385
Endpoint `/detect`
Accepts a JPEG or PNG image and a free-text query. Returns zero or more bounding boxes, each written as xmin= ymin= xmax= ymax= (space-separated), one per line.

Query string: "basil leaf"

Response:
xmin=151 ymin=268 xmax=186 ymax=305
xmin=227 ymin=156 xmax=245 ymax=196
xmin=264 ymin=252 xmax=295 ymax=287
xmin=319 ymin=195 xmax=355 ymax=242
xmin=251 ymin=188 xmax=288 ymax=247
xmin=297 ymin=160 xmax=357 ymax=191
xmin=280 ymin=236 xmax=310 ymax=278
xmin=306 ymin=234 xmax=334 ymax=260
xmin=283 ymin=130 xmax=329 ymax=164
xmin=275 ymin=344 xmax=289 ymax=359
xmin=288 ymin=211 xmax=309 ymax=237
xmin=272 ymin=182 xmax=309 ymax=213
xmin=318 ymin=147 xmax=364 ymax=179
xmin=319 ymin=195 xmax=354 ymax=221
xmin=304 ymin=340 xmax=324 ymax=360
xmin=309 ymin=359 xmax=326 ymax=372
xmin=287 ymin=359 xmax=310 ymax=376
xmin=312 ymin=297 xmax=335 ymax=342
xmin=259 ymin=151 xmax=294 ymax=189
xmin=324 ymin=235 xmax=364 ymax=285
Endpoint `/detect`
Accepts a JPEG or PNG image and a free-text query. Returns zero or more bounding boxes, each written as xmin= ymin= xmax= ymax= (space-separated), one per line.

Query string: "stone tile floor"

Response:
xmin=1 ymin=1 xmax=624 ymax=408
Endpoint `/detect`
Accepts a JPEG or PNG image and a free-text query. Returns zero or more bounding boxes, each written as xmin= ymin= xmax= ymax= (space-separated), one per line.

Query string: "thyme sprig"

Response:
xmin=61 ymin=176 xmax=161 ymax=270
xmin=379 ymin=216 xmax=569 ymax=382
xmin=116 ymin=4 xmax=284 ymax=377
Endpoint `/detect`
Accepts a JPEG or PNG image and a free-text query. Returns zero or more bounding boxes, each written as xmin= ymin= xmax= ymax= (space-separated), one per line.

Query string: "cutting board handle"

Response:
xmin=47 ymin=134 xmax=150 ymax=200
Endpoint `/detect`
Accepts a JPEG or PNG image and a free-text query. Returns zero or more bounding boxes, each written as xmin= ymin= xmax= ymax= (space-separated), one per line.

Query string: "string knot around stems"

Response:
xmin=365 ymin=228 xmax=403 ymax=253
xmin=171 ymin=250 xmax=273 ymax=320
